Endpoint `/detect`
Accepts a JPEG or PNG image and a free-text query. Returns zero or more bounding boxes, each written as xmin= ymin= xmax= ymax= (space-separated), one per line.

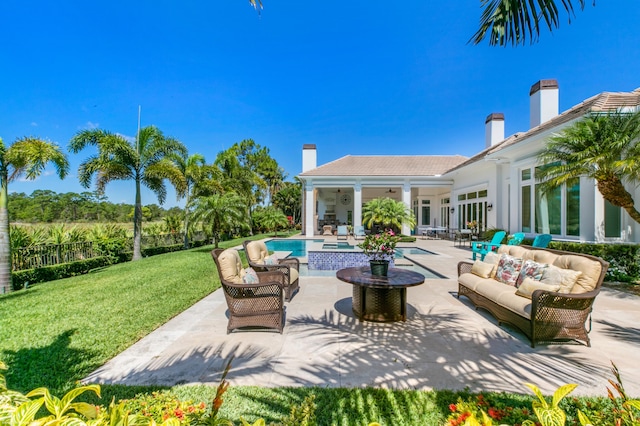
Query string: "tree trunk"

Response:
xmin=183 ymin=193 xmax=190 ymax=250
xmin=0 ymin=171 xmax=12 ymax=293
xmin=132 ymin=177 xmax=143 ymax=261
xmin=597 ymin=178 xmax=640 ymax=225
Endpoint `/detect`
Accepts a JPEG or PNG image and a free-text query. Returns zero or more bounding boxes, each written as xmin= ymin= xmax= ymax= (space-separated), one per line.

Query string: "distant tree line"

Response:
xmin=8 ymin=190 xmax=179 ymax=224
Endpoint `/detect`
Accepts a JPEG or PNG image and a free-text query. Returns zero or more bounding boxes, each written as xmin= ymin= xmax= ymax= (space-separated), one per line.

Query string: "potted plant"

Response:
xmin=357 ymin=229 xmax=399 ymax=276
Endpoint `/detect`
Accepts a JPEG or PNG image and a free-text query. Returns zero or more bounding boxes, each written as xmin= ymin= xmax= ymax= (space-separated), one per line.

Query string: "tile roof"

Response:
xmin=299 ymin=155 xmax=468 ymax=177
xmin=446 ymin=88 xmax=640 ymax=173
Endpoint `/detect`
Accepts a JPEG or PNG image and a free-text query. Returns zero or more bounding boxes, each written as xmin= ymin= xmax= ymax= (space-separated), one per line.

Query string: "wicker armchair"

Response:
xmin=242 ymin=240 xmax=300 ymax=302
xmin=211 ymin=248 xmax=285 ymax=334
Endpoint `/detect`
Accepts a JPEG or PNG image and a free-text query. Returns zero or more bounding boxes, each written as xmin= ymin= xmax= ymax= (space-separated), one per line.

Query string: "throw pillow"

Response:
xmin=495 ymin=254 xmax=523 ymax=286
xmin=515 ymin=277 xmax=561 ymax=299
xmin=242 ymin=267 xmax=259 ymax=284
xmin=264 ymin=253 xmax=279 ymax=265
xmin=483 ymin=252 xmax=500 ymax=265
xmin=515 ymin=259 xmax=547 ymax=288
xmin=471 ymin=260 xmax=495 ymax=278
xmin=541 ymin=264 xmax=582 ymax=293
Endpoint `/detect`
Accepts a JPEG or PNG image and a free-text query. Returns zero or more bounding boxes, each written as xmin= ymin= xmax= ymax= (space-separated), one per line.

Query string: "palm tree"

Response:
xmin=191 ymin=192 xmax=249 ymax=248
xmin=69 ymin=126 xmax=187 ymax=261
xmin=362 ymin=197 xmax=416 ymax=233
xmin=537 ymin=110 xmax=640 ymax=224
xmin=0 ymin=137 xmax=68 ymax=293
xmin=172 ymin=152 xmax=209 ymax=249
xmin=471 ymin=0 xmax=588 ymax=46
xmin=259 ymin=206 xmax=289 ymax=237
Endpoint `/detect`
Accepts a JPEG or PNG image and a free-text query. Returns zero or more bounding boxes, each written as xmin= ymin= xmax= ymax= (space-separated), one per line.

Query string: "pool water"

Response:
xmin=298 ymin=263 xmax=443 ymax=279
xmin=264 ymin=239 xmax=323 ymax=257
xmin=395 ymin=247 xmax=435 ymax=257
xmin=322 ymin=242 xmax=355 ymax=250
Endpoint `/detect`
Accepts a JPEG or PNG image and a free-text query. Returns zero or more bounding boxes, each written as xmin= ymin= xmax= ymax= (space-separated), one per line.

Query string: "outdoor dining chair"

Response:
xmin=211 ymin=248 xmax=285 ymax=334
xmin=471 ymin=230 xmax=506 ymax=261
xmin=337 ymin=225 xmax=349 ymax=240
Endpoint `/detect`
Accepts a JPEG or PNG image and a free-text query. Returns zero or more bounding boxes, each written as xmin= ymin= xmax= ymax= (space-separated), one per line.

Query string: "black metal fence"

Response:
xmin=11 ymin=231 xmax=209 ymax=271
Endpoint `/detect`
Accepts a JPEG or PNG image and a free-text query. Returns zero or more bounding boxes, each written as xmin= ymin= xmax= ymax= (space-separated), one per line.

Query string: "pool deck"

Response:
xmin=85 ymin=236 xmax=640 ymax=397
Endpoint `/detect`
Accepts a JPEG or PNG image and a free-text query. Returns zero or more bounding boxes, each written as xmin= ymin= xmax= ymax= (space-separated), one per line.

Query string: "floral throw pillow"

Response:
xmin=264 ymin=253 xmax=279 ymax=265
xmin=242 ymin=267 xmax=259 ymax=284
xmin=515 ymin=260 xmax=547 ymax=288
xmin=495 ymin=254 xmax=523 ymax=286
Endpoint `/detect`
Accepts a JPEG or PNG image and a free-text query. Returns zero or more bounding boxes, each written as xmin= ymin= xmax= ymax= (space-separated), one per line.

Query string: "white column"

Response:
xmin=402 ymin=182 xmax=411 ymax=236
xmin=354 ymin=183 xmax=362 ymax=228
xmin=305 ymin=182 xmax=315 ymax=237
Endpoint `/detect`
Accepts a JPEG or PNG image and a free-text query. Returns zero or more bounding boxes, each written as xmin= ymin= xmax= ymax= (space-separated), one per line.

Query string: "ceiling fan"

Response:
xmin=385 ymin=188 xmax=397 ymax=194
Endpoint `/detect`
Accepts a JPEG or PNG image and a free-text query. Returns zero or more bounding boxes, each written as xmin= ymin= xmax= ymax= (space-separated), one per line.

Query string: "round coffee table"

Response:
xmin=336 ymin=266 xmax=425 ymax=322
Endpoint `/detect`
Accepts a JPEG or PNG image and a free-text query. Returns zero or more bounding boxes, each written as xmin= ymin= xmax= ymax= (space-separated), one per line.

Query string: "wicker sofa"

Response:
xmin=457 ymin=245 xmax=609 ymax=347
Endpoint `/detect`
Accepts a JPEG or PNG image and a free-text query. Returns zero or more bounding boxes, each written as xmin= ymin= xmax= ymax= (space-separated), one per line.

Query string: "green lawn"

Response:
xmin=0 ymin=233 xmax=288 ymax=394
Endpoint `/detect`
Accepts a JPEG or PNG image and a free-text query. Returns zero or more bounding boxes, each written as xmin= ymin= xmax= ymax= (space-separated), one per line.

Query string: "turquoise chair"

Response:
xmin=507 ymin=232 xmax=525 ymax=246
xmin=471 ymin=231 xmax=506 ymax=261
xmin=532 ymin=233 xmax=552 ymax=248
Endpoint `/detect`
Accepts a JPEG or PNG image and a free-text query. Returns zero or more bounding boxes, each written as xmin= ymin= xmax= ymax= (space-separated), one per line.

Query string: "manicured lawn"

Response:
xmin=0 ymin=233 xmax=285 ymax=394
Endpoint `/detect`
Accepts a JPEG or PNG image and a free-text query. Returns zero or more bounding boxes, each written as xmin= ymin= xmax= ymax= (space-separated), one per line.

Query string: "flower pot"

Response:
xmin=369 ymin=260 xmax=389 ymax=276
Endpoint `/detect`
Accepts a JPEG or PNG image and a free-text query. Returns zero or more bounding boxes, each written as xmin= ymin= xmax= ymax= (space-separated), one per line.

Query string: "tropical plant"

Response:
xmin=361 ymin=197 xmax=416 ymax=232
xmin=537 ymin=110 xmax=640 ymax=225
xmin=0 ymin=136 xmax=69 ymax=293
xmin=191 ymin=192 xmax=249 ymax=248
xmin=255 ymin=206 xmax=289 ymax=237
xmin=69 ymin=126 xmax=187 ymax=261
xmin=272 ymin=180 xmax=302 ymax=223
xmin=471 ymin=0 xmax=590 ymax=46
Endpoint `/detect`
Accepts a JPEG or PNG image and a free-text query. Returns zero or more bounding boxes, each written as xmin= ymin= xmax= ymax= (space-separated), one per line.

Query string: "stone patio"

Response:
xmin=85 ymin=237 xmax=640 ymax=396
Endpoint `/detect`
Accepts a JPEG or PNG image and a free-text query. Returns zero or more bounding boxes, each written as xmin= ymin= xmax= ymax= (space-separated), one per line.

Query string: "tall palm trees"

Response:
xmin=0 ymin=137 xmax=69 ymax=293
xmin=537 ymin=110 xmax=640 ymax=224
xmin=69 ymin=126 xmax=187 ymax=261
xmin=472 ymin=0 xmax=588 ymax=46
xmin=191 ymin=193 xmax=248 ymax=248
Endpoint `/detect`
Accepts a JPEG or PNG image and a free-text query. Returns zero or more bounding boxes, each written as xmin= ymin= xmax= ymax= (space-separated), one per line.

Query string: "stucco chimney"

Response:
xmin=530 ymin=79 xmax=559 ymax=128
xmin=302 ymin=144 xmax=317 ymax=173
xmin=485 ymin=113 xmax=505 ymax=148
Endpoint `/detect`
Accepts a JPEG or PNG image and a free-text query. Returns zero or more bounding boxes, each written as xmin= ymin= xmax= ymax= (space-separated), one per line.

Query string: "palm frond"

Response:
xmin=6 ymin=137 xmax=69 ymax=182
xmin=471 ymin=0 xmax=586 ymax=46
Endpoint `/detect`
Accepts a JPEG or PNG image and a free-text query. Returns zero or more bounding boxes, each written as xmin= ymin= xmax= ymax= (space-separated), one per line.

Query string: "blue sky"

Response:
xmin=2 ymin=1 xmax=638 ymax=208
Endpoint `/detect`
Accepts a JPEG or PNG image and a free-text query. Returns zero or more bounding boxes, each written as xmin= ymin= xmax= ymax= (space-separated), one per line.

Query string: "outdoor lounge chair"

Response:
xmin=353 ymin=225 xmax=366 ymax=240
xmin=242 ymin=240 xmax=300 ymax=301
xmin=337 ymin=225 xmax=348 ymax=240
xmin=532 ymin=233 xmax=552 ymax=248
xmin=322 ymin=225 xmax=333 ymax=236
xmin=471 ymin=230 xmax=506 ymax=261
xmin=211 ymin=248 xmax=285 ymax=334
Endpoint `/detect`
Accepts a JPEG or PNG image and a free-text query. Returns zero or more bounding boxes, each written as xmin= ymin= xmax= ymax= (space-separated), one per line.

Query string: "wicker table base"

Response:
xmin=337 ymin=266 xmax=425 ymax=323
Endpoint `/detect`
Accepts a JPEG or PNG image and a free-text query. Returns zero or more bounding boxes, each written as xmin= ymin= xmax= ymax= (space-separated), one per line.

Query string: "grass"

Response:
xmin=0 ymin=232 xmax=293 ymax=394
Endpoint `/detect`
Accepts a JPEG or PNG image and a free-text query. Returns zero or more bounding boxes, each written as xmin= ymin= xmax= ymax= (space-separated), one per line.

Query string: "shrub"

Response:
xmin=549 ymin=242 xmax=640 ymax=283
xmin=11 ymin=256 xmax=112 ymax=290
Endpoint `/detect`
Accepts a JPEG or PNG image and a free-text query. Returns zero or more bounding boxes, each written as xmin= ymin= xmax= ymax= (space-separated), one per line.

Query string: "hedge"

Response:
xmin=12 ymin=256 xmax=113 ymax=290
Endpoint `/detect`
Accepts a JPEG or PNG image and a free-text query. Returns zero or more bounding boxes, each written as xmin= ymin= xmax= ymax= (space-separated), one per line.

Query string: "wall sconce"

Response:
xmin=487 ymin=203 xmax=493 ymax=211
xmin=450 ymin=207 xmax=455 ymax=214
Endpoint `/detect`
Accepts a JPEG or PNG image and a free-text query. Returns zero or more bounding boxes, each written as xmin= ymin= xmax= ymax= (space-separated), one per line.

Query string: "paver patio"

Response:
xmin=85 ymin=238 xmax=640 ymax=396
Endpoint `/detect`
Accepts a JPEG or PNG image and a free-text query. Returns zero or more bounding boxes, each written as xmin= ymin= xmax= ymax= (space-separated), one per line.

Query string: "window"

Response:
xmin=522 ymin=169 xmax=531 ymax=180
xmin=521 ymin=185 xmax=531 ymax=232
xmin=422 ymin=206 xmax=430 ymax=226
xmin=478 ymin=190 xmax=487 ymax=198
xmin=535 ymin=183 xmax=561 ymax=234
xmin=458 ymin=194 xmax=466 ymax=201
xmin=604 ymin=200 xmax=621 ymax=238
xmin=467 ymin=192 xmax=477 ymax=199
xmin=566 ymin=178 xmax=580 ymax=236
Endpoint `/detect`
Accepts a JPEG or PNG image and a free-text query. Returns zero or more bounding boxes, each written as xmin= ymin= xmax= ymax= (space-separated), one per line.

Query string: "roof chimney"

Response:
xmin=530 ymin=79 xmax=559 ymax=128
xmin=302 ymin=144 xmax=317 ymax=173
xmin=485 ymin=113 xmax=505 ymax=148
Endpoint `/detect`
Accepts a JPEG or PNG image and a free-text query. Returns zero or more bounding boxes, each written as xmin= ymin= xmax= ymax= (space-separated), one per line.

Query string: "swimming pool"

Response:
xmin=395 ymin=247 xmax=435 ymax=257
xmin=264 ymin=239 xmax=323 ymax=257
xmin=298 ymin=263 xmax=443 ymax=279
xmin=322 ymin=242 xmax=355 ymax=250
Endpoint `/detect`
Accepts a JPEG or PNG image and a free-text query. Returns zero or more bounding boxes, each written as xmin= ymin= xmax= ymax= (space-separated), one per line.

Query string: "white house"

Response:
xmin=298 ymin=79 xmax=640 ymax=243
